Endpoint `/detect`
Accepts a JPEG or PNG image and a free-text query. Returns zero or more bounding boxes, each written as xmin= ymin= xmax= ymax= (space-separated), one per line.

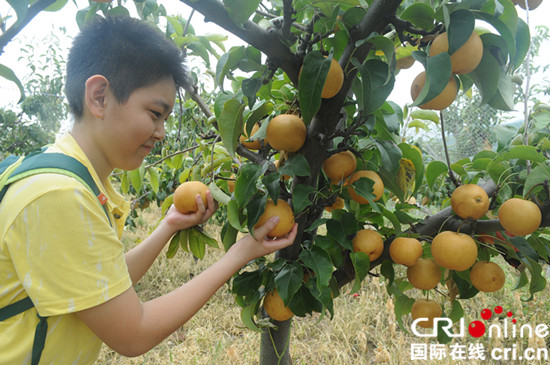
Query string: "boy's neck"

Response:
xmin=70 ymin=121 xmax=113 ymax=183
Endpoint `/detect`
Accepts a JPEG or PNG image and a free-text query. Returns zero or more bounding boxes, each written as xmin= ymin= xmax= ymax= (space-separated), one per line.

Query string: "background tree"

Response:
xmin=0 ymin=26 xmax=67 ymax=157
xmin=2 ymin=1 xmax=550 ymax=364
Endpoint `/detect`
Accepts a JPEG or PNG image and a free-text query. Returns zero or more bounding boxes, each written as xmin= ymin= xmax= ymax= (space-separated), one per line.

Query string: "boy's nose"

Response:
xmin=153 ymin=122 xmax=165 ymax=141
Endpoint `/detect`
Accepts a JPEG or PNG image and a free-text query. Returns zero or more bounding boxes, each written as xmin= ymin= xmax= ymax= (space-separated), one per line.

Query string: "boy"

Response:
xmin=0 ymin=16 xmax=297 ymax=364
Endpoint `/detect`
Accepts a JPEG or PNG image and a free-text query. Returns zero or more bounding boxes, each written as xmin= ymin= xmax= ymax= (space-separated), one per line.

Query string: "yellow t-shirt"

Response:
xmin=0 ymin=133 xmax=132 ymax=364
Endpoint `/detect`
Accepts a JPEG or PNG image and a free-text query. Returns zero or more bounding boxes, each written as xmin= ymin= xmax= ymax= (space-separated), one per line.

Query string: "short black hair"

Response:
xmin=65 ymin=16 xmax=189 ymax=118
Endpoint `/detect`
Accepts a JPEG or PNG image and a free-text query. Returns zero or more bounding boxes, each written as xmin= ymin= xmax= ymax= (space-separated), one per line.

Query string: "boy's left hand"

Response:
xmin=165 ymin=190 xmax=218 ymax=230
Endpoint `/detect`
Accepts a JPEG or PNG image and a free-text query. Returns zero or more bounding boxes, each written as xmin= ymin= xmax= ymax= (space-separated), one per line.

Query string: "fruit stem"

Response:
xmin=521 ymin=5 xmax=532 ymax=175
xmin=439 ymin=111 xmax=459 ymax=188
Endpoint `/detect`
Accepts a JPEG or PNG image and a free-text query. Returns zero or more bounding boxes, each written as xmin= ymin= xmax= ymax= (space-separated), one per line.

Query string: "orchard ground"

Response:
xmin=97 ymin=204 xmax=550 ymax=365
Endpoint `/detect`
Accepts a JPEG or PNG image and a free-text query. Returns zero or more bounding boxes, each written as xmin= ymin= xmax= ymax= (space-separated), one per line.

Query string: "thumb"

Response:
xmin=255 ymin=216 xmax=280 ymax=238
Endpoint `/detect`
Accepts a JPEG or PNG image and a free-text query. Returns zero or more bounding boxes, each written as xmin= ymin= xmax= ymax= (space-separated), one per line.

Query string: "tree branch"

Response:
xmin=179 ymin=0 xmax=300 ymax=83
xmin=281 ymin=0 xmax=294 ymax=41
xmin=334 ymin=180 xmax=550 ymax=288
xmin=0 ymin=0 xmax=57 ymax=56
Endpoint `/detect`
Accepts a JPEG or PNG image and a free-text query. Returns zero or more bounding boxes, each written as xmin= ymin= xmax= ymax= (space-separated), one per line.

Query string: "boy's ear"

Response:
xmin=85 ymin=75 xmax=109 ymax=119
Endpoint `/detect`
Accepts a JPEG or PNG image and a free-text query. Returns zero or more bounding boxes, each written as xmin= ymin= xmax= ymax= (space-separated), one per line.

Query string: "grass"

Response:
xmin=97 ymin=205 xmax=550 ymax=364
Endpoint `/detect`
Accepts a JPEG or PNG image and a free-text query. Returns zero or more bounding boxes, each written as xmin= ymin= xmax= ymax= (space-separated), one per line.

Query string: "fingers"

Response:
xmin=195 ymin=193 xmax=206 ymax=213
xmin=277 ymin=223 xmax=298 ymax=245
xmin=205 ymin=190 xmax=218 ymax=214
xmin=254 ymin=216 xmax=281 ymax=238
xmin=262 ymin=223 xmax=298 ymax=252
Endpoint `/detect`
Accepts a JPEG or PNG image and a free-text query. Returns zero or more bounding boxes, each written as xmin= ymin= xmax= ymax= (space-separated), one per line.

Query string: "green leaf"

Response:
xmin=411 ymin=53 xmax=452 ymax=107
xmin=262 ymin=173 xmax=280 ymax=203
xmin=452 ymin=271 xmax=479 ymax=299
xmin=447 ymin=299 xmax=464 ymax=323
xmin=278 ymin=154 xmax=311 ymax=177
xmin=148 ymin=167 xmax=160 ymax=193
xmin=299 ymin=246 xmax=333 ymax=288
xmin=188 ymin=227 xmax=206 ymax=259
xmin=326 ymin=219 xmax=347 ymax=247
xmin=242 ymin=78 xmax=262 ymax=107
xmin=292 ymin=184 xmax=314 ymax=214
xmin=488 ymin=72 xmax=515 ymax=111
xmin=399 ymin=143 xmax=424 ymax=196
xmin=447 ymin=9 xmax=475 ymax=55
xmin=364 ymin=59 xmax=395 ymax=113
xmin=232 ymin=270 xmax=263 ymax=297
xmin=129 ymin=168 xmax=142 ymax=193
xmin=298 ymin=51 xmax=332 ymax=124
xmin=245 ymin=100 xmax=274 ymax=132
xmin=351 ymin=177 xmax=380 ymax=212
xmin=426 ymin=161 xmax=448 ymax=188
xmin=523 ymin=257 xmax=546 ymax=299
xmin=409 ymin=109 xmax=439 ymax=124
xmin=205 ymin=33 xmax=228 ymax=52
xmin=491 ymin=145 xmax=546 ymax=165
xmin=44 ymin=0 xmax=68 ymax=12
xmin=161 ymin=195 xmax=174 ymax=216
xmin=223 ymin=0 xmax=262 ymax=26
xmin=246 ymin=192 xmax=268 ymax=235
xmin=171 ymin=153 xmax=184 ymax=170
xmin=216 ymin=46 xmax=246 ymax=88
xmin=121 ymin=171 xmax=130 ymax=195
xmin=275 ymin=262 xmax=304 ymax=306
xmin=393 ymin=291 xmax=415 ymax=332
xmin=380 ymin=260 xmax=395 ymax=286
xmin=208 ymin=181 xmax=231 ymax=205
xmin=107 ymin=6 xmax=130 ymax=17
xmin=382 ymin=207 xmax=402 ymax=233
xmin=408 ymin=120 xmax=429 ymax=133
xmin=450 ymin=163 xmax=467 ymax=178
xmin=187 ymin=41 xmax=211 ymax=66
xmin=166 ymin=232 xmax=180 ymax=258
xmin=514 ymin=270 xmax=529 ymax=290
xmin=214 ymin=92 xmax=234 ymax=119
xmin=218 ymin=99 xmax=245 ymax=156
xmin=487 ymin=162 xmax=510 ymax=187
xmin=234 ymin=163 xmax=267 ymax=207
xmin=6 ymin=0 xmax=28 ymax=22
xmin=227 ymin=200 xmax=246 ymax=231
xmin=510 ymin=237 xmax=539 ymax=262
xmin=240 ymin=302 xmax=263 ymax=332
xmin=179 ymin=228 xmax=189 ymax=252
xmin=221 ymin=221 xmax=239 ymax=251
xmin=166 ymin=16 xmax=185 ymax=37
xmin=524 ymin=165 xmax=550 ymax=197
xmin=376 ymin=140 xmax=402 ymax=175
xmin=289 ymin=285 xmax=321 ymax=318
xmin=193 ymin=226 xmax=219 ymax=249
xmin=0 ymin=64 xmax=25 ymax=103
xmin=474 ymin=11 xmax=517 ymax=68
xmin=400 ymin=3 xmax=435 ymax=30
xmin=369 ymin=35 xmax=396 ymax=79
xmin=349 ymin=251 xmax=370 ymax=294
xmin=513 ymin=18 xmax=530 ymax=70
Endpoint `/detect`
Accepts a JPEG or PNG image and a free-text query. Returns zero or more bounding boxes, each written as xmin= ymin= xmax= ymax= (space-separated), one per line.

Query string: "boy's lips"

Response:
xmin=142 ymin=144 xmax=154 ymax=152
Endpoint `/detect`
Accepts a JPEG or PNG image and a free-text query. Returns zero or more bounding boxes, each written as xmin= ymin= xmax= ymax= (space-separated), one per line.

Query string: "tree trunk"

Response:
xmin=260 ymin=318 xmax=292 ymax=365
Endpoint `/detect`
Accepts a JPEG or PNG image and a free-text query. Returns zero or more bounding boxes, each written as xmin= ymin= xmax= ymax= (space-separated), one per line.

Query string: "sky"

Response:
xmin=0 ymin=0 xmax=548 ymax=111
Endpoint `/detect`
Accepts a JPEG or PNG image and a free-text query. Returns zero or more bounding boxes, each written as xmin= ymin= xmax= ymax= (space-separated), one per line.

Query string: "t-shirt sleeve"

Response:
xmin=5 ymin=175 xmax=132 ymax=316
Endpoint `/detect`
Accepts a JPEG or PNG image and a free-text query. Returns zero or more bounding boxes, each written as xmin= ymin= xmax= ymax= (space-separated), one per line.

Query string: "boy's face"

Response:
xmin=99 ymin=77 xmax=176 ymax=172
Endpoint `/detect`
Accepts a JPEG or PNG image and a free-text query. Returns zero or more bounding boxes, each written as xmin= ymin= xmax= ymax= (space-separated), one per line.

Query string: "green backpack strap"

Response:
xmin=0 ymin=151 xmax=113 ymax=364
xmin=0 ymin=296 xmax=34 ymax=321
xmin=2 ymin=152 xmax=112 ymax=226
xmin=0 ymin=297 xmax=45 ymax=365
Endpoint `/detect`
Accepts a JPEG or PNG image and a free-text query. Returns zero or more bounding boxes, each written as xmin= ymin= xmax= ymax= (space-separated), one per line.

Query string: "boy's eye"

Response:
xmin=151 ymin=110 xmax=162 ymax=119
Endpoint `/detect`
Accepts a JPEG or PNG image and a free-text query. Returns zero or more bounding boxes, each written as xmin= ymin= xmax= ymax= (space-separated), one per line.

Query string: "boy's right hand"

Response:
xmin=164 ymin=190 xmax=218 ymax=232
xmin=230 ymin=217 xmax=298 ymax=263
